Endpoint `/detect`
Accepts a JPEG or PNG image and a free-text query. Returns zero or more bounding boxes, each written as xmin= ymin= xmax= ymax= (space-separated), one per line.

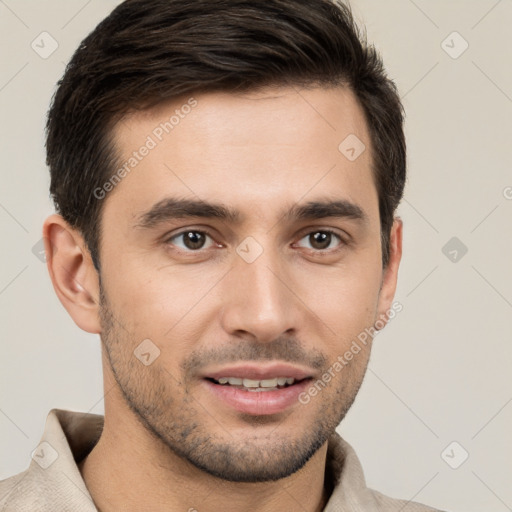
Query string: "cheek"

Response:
xmin=291 ymin=256 xmax=383 ymax=328
xmin=103 ymin=255 xmax=225 ymax=344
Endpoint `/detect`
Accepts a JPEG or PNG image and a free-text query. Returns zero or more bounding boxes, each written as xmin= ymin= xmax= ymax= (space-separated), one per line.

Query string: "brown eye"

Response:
xmin=168 ymin=230 xmax=214 ymax=251
xmin=297 ymin=230 xmax=343 ymax=251
xmin=310 ymin=232 xmax=331 ymax=250
xmin=183 ymin=231 xmax=206 ymax=250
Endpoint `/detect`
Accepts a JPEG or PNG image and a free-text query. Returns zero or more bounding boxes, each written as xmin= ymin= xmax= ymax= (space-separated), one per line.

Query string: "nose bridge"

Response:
xmin=220 ymin=241 xmax=296 ymax=341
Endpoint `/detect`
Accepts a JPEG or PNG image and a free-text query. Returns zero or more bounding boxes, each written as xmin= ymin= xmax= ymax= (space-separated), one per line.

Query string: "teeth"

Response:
xmin=214 ymin=377 xmax=296 ymax=388
xmin=243 ymin=378 xmax=260 ymax=388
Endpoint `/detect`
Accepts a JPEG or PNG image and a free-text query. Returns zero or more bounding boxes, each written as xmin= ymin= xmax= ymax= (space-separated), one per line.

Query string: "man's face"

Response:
xmin=97 ymin=86 xmax=398 ymax=482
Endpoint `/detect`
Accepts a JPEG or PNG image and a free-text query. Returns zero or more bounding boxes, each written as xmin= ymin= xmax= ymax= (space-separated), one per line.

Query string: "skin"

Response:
xmin=44 ymin=85 xmax=402 ymax=512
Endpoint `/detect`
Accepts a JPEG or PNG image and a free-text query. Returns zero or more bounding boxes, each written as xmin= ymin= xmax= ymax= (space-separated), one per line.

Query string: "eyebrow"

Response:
xmin=134 ymin=197 xmax=368 ymax=230
xmin=134 ymin=198 xmax=240 ymax=229
xmin=286 ymin=199 xmax=367 ymax=224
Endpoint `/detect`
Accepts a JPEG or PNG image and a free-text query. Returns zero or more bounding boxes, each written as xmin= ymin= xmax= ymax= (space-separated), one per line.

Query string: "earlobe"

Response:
xmin=43 ymin=214 xmax=102 ymax=334
xmin=375 ymin=217 xmax=403 ymax=330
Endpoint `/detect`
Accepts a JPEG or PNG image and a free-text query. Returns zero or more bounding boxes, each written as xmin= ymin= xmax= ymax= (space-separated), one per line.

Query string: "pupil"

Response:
xmin=184 ymin=231 xmax=205 ymax=250
xmin=311 ymin=232 xmax=331 ymax=250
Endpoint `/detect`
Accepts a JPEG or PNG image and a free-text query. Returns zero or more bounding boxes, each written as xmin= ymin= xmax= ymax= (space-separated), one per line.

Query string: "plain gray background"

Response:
xmin=1 ymin=1 xmax=511 ymax=511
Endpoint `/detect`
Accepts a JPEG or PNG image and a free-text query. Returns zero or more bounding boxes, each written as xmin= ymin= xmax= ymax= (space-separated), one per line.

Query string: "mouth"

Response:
xmin=204 ymin=376 xmax=311 ymax=392
xmin=202 ymin=376 xmax=314 ymax=415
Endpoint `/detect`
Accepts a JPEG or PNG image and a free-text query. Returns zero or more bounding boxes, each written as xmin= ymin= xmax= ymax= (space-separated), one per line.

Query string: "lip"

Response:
xmin=202 ymin=363 xmax=315 ymax=381
xmin=203 ymin=377 xmax=312 ymax=415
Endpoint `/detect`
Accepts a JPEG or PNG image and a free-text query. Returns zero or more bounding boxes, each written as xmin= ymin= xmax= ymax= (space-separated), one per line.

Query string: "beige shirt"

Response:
xmin=0 ymin=409 xmax=444 ymax=511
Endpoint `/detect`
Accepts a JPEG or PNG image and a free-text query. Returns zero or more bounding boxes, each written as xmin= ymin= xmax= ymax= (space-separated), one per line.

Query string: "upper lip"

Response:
xmin=203 ymin=363 xmax=315 ymax=381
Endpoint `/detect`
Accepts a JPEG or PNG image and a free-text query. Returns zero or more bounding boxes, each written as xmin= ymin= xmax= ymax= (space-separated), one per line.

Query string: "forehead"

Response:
xmin=106 ymin=86 xmax=377 ymax=225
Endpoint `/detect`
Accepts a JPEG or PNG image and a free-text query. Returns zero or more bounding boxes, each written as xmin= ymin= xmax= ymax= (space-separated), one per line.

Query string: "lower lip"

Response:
xmin=202 ymin=378 xmax=312 ymax=415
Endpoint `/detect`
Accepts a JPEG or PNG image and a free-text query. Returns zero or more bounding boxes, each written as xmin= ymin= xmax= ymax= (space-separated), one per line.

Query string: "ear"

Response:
xmin=375 ymin=217 xmax=403 ymax=329
xmin=43 ymin=214 xmax=102 ymax=334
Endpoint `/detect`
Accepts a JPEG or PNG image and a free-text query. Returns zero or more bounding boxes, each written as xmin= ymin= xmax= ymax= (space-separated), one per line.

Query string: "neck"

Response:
xmin=79 ymin=375 xmax=330 ymax=512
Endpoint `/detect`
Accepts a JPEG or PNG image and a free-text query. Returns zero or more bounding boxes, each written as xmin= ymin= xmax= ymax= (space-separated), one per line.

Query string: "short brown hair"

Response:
xmin=46 ymin=0 xmax=406 ymax=270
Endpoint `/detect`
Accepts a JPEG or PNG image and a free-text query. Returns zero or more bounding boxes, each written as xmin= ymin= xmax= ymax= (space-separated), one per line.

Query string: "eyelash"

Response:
xmin=297 ymin=228 xmax=348 ymax=253
xmin=164 ymin=228 xmax=348 ymax=255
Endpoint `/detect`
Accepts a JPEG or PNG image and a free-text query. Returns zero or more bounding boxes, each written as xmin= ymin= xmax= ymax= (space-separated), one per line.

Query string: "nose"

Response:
xmin=219 ymin=245 xmax=300 ymax=343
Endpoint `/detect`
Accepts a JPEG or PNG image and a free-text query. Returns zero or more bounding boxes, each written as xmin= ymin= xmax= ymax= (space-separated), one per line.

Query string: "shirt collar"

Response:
xmin=2 ymin=408 xmax=380 ymax=511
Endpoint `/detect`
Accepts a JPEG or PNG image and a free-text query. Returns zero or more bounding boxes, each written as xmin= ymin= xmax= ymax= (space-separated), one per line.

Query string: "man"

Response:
xmin=0 ymin=0 xmax=446 ymax=510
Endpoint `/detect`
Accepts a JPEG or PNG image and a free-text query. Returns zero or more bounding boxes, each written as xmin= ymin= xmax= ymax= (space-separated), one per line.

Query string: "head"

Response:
xmin=44 ymin=0 xmax=405 ymax=483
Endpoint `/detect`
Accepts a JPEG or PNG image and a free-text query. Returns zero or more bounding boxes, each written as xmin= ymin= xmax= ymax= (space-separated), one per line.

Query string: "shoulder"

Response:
xmin=369 ymin=488 xmax=447 ymax=511
xmin=0 ymin=408 xmax=102 ymax=511
xmin=324 ymin=432 xmax=448 ymax=512
xmin=0 ymin=470 xmax=35 ymax=510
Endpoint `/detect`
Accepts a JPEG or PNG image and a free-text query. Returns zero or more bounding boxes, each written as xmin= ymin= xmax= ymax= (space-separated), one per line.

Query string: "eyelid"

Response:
xmin=163 ymin=227 xmax=221 ymax=251
xmin=293 ymin=228 xmax=349 ymax=251
xmin=297 ymin=226 xmax=349 ymax=240
xmin=162 ymin=226 xmax=350 ymax=254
